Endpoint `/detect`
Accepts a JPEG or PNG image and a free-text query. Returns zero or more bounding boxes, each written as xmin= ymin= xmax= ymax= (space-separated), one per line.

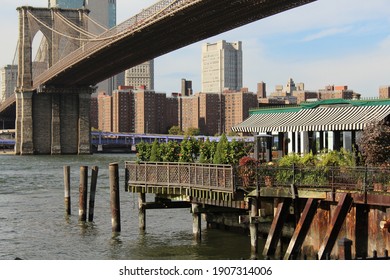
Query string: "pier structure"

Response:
xmin=125 ymin=161 xmax=390 ymax=260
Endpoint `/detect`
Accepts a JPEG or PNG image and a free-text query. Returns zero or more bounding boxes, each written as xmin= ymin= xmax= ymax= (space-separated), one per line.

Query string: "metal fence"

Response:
xmin=126 ymin=161 xmax=390 ymax=194
xmin=236 ymin=164 xmax=390 ymax=192
xmin=125 ymin=161 xmax=235 ymax=193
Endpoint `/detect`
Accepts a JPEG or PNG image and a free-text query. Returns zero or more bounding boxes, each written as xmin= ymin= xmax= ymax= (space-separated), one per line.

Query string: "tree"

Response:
xmin=179 ymin=137 xmax=200 ymax=162
xmin=136 ymin=141 xmax=151 ymax=161
xmin=168 ymin=125 xmax=183 ymax=135
xmin=160 ymin=141 xmax=181 ymax=162
xmin=199 ymin=137 xmax=216 ymax=163
xmin=185 ymin=127 xmax=200 ymax=136
xmin=227 ymin=139 xmax=247 ymax=165
xmin=357 ymin=120 xmax=390 ymax=166
xmin=213 ymin=133 xmax=229 ymax=164
xmin=149 ymin=139 xmax=161 ymax=162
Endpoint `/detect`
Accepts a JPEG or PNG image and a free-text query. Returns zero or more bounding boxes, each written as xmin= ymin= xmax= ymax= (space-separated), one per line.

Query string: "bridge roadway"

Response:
xmin=33 ymin=0 xmax=316 ymax=89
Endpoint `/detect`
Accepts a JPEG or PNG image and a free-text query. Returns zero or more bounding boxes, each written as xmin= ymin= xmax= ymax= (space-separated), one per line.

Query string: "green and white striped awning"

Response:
xmin=232 ymin=104 xmax=390 ymax=133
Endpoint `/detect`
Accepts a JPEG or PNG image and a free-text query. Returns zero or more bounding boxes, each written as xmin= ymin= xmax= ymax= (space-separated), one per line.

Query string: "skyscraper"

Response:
xmin=0 ymin=65 xmax=17 ymax=103
xmin=48 ymin=0 xmax=84 ymax=9
xmin=125 ymin=60 xmax=154 ymax=90
xmin=201 ymin=40 xmax=242 ymax=93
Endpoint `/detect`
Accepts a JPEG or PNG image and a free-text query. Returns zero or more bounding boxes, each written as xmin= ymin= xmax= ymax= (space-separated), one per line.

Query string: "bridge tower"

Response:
xmin=16 ymin=6 xmax=94 ymax=155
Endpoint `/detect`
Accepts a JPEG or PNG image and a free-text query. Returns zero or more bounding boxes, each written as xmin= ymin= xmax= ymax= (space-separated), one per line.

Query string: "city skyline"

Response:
xmin=1 ymin=0 xmax=389 ymax=97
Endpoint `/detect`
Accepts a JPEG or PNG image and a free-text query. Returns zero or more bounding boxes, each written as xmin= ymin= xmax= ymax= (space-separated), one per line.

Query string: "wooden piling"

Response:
xmin=63 ymin=166 xmax=71 ymax=216
xmin=249 ymin=197 xmax=259 ymax=259
xmin=88 ymin=166 xmax=99 ymax=222
xmin=192 ymin=203 xmax=201 ymax=241
xmin=78 ymin=166 xmax=88 ymax=222
xmin=109 ymin=163 xmax=121 ymax=232
xmin=138 ymin=192 xmax=146 ymax=231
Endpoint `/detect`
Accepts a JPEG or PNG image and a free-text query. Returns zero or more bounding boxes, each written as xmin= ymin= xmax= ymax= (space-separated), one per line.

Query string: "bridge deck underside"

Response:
xmin=35 ymin=0 xmax=315 ymax=89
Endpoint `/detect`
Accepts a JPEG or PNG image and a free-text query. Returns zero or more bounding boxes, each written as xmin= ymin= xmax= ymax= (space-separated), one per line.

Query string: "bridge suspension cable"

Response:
xmin=83 ymin=13 xmax=109 ymax=33
xmin=53 ymin=11 xmax=98 ymax=39
xmin=33 ymin=0 xmax=200 ymax=87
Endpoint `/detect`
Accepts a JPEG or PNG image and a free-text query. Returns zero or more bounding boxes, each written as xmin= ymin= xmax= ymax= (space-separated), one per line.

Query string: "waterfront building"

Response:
xmin=134 ymin=89 xmax=168 ymax=134
xmin=112 ymin=86 xmax=135 ymax=133
xmin=178 ymin=96 xmax=199 ymax=133
xmin=233 ymin=98 xmax=390 ymax=158
xmin=0 ymin=65 xmax=17 ymax=103
xmin=379 ymin=86 xmax=390 ymax=99
xmin=223 ymin=89 xmax=258 ymax=134
xmin=257 ymin=82 xmax=267 ymax=100
xmin=201 ymin=40 xmax=242 ymax=93
xmin=125 ymin=60 xmax=154 ymax=90
xmin=181 ymin=79 xmax=193 ymax=96
xmin=177 ymin=89 xmax=257 ymax=136
xmin=97 ymin=92 xmax=112 ymax=132
xmin=90 ymin=96 xmax=98 ymax=129
xmin=318 ymin=85 xmax=360 ymax=100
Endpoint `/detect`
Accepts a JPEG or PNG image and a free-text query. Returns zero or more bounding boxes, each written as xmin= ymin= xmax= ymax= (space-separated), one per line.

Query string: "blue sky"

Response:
xmin=2 ymin=0 xmax=390 ymax=97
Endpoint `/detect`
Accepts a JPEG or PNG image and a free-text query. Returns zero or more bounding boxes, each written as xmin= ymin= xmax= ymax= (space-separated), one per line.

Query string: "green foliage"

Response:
xmin=213 ymin=133 xmax=229 ymax=164
xmin=168 ymin=125 xmax=184 ymax=135
xmin=179 ymin=137 xmax=200 ymax=163
xmin=199 ymin=137 xmax=216 ymax=163
xmin=227 ymin=139 xmax=247 ymax=165
xmin=184 ymin=127 xmax=200 ymax=136
xmin=136 ymin=141 xmax=152 ymax=161
xmin=317 ymin=149 xmax=356 ymax=167
xmin=160 ymin=141 xmax=181 ymax=162
xmin=149 ymin=140 xmax=161 ymax=162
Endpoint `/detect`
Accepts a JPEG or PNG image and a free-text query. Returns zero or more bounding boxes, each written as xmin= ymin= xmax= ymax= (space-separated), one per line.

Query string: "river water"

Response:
xmin=0 ymin=153 xmax=257 ymax=260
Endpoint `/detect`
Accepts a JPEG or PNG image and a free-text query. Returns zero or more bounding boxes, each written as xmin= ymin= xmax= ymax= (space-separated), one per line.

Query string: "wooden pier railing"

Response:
xmin=125 ymin=161 xmax=235 ymax=200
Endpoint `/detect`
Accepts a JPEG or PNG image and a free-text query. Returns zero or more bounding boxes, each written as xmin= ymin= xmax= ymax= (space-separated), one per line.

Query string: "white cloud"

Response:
xmin=302 ymin=26 xmax=352 ymax=42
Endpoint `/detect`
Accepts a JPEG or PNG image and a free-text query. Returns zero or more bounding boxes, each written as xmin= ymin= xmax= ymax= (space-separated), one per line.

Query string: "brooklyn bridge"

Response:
xmin=0 ymin=0 xmax=316 ymax=155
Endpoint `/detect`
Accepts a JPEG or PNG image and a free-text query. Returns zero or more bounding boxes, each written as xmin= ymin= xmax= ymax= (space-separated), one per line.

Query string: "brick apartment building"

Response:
xmin=178 ymin=90 xmax=258 ymax=135
xmin=95 ymin=85 xmax=258 ymax=136
xmin=379 ymin=86 xmax=390 ymax=99
xmin=97 ymin=92 xmax=112 ymax=132
xmin=112 ymin=86 xmax=135 ymax=133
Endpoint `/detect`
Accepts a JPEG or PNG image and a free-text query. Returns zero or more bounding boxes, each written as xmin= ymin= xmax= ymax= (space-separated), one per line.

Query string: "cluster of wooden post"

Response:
xmin=63 ymin=163 xmax=121 ymax=233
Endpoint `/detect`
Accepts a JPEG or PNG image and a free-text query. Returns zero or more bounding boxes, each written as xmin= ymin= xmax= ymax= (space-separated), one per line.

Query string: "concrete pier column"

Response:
xmin=20 ymin=91 xmax=34 ymax=155
xmin=78 ymin=91 xmax=91 ymax=154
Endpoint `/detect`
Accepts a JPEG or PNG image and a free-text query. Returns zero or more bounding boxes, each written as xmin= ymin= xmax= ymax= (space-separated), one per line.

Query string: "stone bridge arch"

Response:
xmin=16 ymin=6 xmax=93 ymax=155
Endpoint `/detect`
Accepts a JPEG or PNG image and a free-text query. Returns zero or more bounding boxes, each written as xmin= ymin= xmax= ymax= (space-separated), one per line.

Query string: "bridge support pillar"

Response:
xmin=78 ymin=92 xmax=91 ymax=155
xmin=15 ymin=91 xmax=34 ymax=155
xmin=15 ymin=87 xmax=94 ymax=155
